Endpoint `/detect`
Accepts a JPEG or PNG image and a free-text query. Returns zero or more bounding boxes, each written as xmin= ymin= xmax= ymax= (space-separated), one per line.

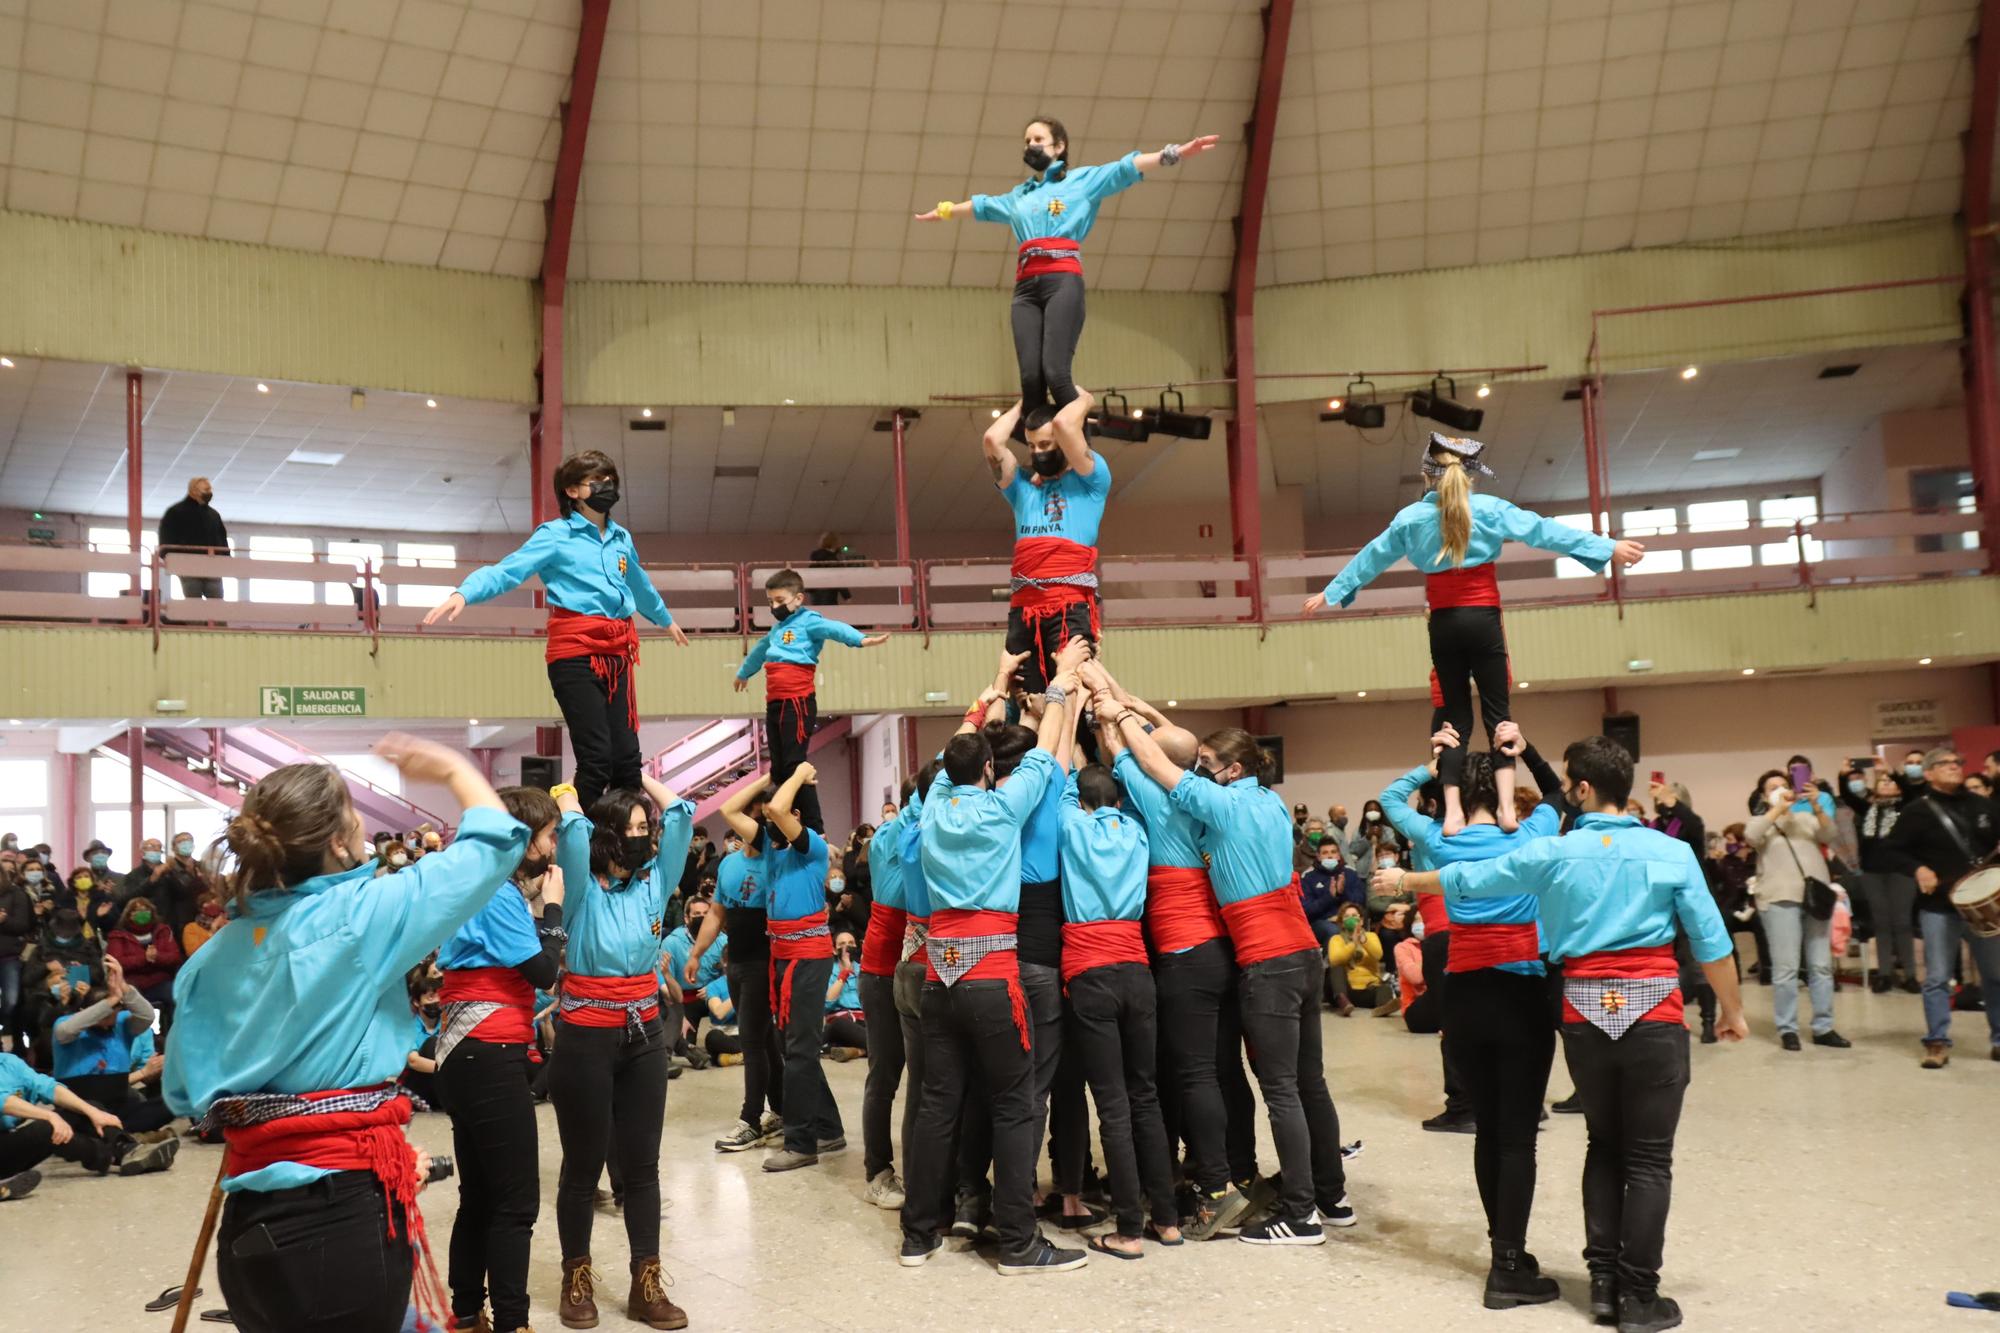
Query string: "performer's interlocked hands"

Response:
xmin=1053 ymin=635 xmax=1095 ymax=677
xmin=1493 ymin=720 xmax=1525 ymax=757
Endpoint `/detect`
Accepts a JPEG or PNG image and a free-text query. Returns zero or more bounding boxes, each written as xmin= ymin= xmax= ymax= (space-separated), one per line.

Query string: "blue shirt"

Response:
xmin=1058 ymin=775 xmax=1149 ymax=924
xmin=869 ymin=813 xmax=906 ymax=911
xmin=1439 ymin=813 xmax=1732 ymax=966
xmin=1382 ymin=763 xmax=1560 ymax=975
xmin=0 ymin=1052 xmax=57 ymax=1130
xmin=899 ymin=790 xmax=933 ymax=918
xmin=1001 ymin=452 xmax=1112 ymax=548
xmin=438 ymin=881 xmax=539 ymax=971
xmin=1167 ymin=775 xmax=1291 ymax=905
xmin=827 ymin=964 xmax=862 ymax=1013
xmin=130 ymin=1027 xmax=157 ymax=1066
xmin=1321 ymin=492 xmax=1617 ymax=607
xmin=1020 ymin=769 xmax=1065 ymax=884
xmin=554 ymin=798 xmax=696 ymax=978
xmin=921 ymin=750 xmax=1060 ymax=914
xmin=971 ymin=154 xmax=1144 ymax=245
xmin=1112 ymin=751 xmax=1206 ymax=871
xmin=714 ymin=849 xmax=766 ymax=910
xmin=736 ymin=607 xmax=866 ymax=680
xmin=456 ymin=512 xmax=675 ymax=626
xmin=767 ymin=828 xmax=829 ymax=920
xmin=661 ymin=924 xmax=697 ymax=985
xmin=54 ymin=1014 xmax=138 ymax=1080
xmin=706 ymin=974 xmax=734 ymax=1022
xmin=163 ymin=806 xmax=528 ymax=1192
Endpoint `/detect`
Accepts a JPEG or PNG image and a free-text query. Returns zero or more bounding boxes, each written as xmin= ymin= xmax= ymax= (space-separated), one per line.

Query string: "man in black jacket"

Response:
xmin=156 ymin=476 xmax=228 ymax=599
xmin=1884 ymin=747 xmax=2000 ymax=1068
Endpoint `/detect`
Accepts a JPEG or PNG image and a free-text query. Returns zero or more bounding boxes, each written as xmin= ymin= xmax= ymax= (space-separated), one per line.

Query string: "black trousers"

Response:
xmin=901 ymin=978 xmax=1038 ymax=1254
xmin=1562 ymin=1020 xmax=1691 ymax=1295
xmin=1446 ymin=968 xmax=1557 ymax=1253
xmin=892 ymin=960 xmax=928 ymax=1184
xmin=726 ymin=957 xmax=784 ymax=1126
xmin=548 ymin=1016 xmax=668 ymax=1261
xmin=547 ymin=655 xmax=643 ymax=811
xmin=766 ymin=692 xmax=823 ymax=833
xmin=1238 ymin=948 xmax=1345 ymax=1221
xmin=704 ymin=1027 xmax=742 ymax=1057
xmin=0 ymin=1119 xmax=55 ymax=1176
xmin=64 ymin=1073 xmax=176 ymax=1132
xmin=1004 ymin=600 xmax=1096 ymax=694
xmin=1154 ymin=937 xmax=1258 ymax=1192
xmin=774 ymin=956 xmax=842 ymax=1153
xmin=958 ymin=958 xmax=1085 ymax=1199
xmin=858 ymin=971 xmax=903 ymax=1178
xmin=437 ymin=1039 xmax=538 ymax=1330
xmin=1404 ymin=928 xmax=1473 ymax=1114
xmin=1427 ymin=606 xmax=1510 ymax=792
xmin=1673 ymin=933 xmax=1715 ymax=1026
xmin=1069 ymin=962 xmax=1176 ymax=1235
xmin=218 ymin=1170 xmax=412 ymax=1333
xmin=824 ymin=1013 xmax=868 ymax=1048
xmin=1010 ymin=270 xmax=1086 ymax=410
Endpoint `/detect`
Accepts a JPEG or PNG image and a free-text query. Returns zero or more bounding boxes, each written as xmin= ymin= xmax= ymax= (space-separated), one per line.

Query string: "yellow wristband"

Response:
xmin=549 ymin=783 xmax=577 ymax=801
xmin=938 ymin=200 xmax=954 ymax=220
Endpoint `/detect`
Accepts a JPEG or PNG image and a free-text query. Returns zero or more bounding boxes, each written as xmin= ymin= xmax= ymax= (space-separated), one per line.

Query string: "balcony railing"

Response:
xmin=0 ymin=507 xmax=1982 ymax=645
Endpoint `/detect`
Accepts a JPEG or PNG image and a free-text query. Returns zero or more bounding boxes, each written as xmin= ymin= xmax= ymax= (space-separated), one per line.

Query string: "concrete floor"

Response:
xmin=12 ymin=987 xmax=1997 ymax=1333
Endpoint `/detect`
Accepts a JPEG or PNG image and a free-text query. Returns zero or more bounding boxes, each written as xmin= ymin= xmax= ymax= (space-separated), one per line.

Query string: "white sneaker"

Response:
xmin=865 ymin=1169 xmax=907 ymax=1210
xmin=714 ymin=1120 xmax=763 ymax=1153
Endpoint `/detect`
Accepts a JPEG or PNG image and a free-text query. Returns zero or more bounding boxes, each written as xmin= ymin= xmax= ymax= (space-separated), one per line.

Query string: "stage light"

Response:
xmin=1410 ymin=374 xmax=1483 ymax=432
xmin=1741 ymin=667 xmax=1755 ymax=676
xmin=1327 ymin=397 xmax=1342 ymax=411
xmin=1918 ymin=656 xmax=1933 ymax=665
xmin=1476 ymin=382 xmax=1491 ymax=398
xmin=1088 ymin=392 xmax=1151 ymax=442
xmin=1680 ymin=365 xmax=1699 ymax=380
xmin=640 ymin=408 xmax=652 ymax=418
xmin=1151 ymin=387 xmax=1213 ymax=440
xmin=1320 ymin=378 xmax=1385 ymax=429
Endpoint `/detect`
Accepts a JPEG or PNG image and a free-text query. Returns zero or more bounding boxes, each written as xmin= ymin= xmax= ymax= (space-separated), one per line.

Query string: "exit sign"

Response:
xmin=260 ymin=686 xmax=367 ymax=717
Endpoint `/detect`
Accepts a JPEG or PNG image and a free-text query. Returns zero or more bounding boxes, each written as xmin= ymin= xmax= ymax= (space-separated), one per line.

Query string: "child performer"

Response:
xmin=426 ymin=450 xmax=690 ymax=810
xmin=757 ymin=762 xmax=846 ymax=1172
xmin=733 ymin=568 xmax=888 ymax=833
xmin=915 ymin=117 xmax=1217 ymax=414
xmin=548 ymin=773 xmax=695 ymax=1331
xmin=163 ymin=736 xmax=529 ymax=1333
xmin=1304 ymin=433 xmax=1644 ymax=835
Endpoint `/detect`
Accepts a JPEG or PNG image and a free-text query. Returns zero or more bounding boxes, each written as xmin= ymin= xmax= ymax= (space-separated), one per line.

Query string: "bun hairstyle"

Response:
xmin=1202 ymin=727 xmax=1277 ymax=786
xmin=1433 ymin=450 xmax=1474 ymax=567
xmin=219 ymin=763 xmax=357 ymax=910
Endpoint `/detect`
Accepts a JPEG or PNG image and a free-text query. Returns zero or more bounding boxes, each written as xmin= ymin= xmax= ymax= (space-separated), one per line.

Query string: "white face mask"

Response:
xmin=828 ymin=877 xmax=845 ymax=892
xmin=1378 ymin=855 xmax=1398 ymax=870
xmin=1410 ymin=915 xmax=1426 ymax=940
xmin=1318 ymin=858 xmax=1338 ymax=870
xmin=1365 ymin=810 xmax=1381 ymax=822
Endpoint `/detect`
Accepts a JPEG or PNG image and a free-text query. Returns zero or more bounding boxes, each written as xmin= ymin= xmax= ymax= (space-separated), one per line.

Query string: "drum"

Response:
xmin=1950 ymin=864 xmax=2000 ymax=939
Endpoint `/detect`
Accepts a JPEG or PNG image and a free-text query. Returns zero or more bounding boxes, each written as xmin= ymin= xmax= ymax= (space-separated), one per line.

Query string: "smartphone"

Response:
xmin=1848 ymin=756 xmax=1876 ymax=771
xmin=1789 ymin=762 xmax=1812 ymax=791
xmin=1650 ymin=770 xmax=1665 ymax=787
xmin=65 ymin=963 xmax=91 ymax=987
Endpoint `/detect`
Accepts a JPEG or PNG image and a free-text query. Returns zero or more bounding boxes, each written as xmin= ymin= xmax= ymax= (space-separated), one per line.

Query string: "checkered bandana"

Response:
xmin=432 ymin=1000 xmax=500 ymax=1068
xmin=1564 ymin=976 xmax=1679 ymax=1040
xmin=926 ymin=932 xmax=1018 ymax=987
xmin=199 ymin=1082 xmax=417 ymax=1134
xmin=1420 ymin=431 xmax=1497 ymax=479
xmin=772 ymin=920 xmax=830 ymax=942
xmin=901 ymin=918 xmax=930 ymax=964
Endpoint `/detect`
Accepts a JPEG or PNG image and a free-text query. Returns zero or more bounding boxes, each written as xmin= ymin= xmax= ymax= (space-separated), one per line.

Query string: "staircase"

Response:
xmin=104 ymin=727 xmax=454 ymax=835
xmin=646 ymin=716 xmax=853 ymax=823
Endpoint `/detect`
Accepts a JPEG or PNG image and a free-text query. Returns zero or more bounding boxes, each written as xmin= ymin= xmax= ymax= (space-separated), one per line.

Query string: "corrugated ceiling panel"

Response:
xmin=0 ymin=212 xmax=540 ymax=404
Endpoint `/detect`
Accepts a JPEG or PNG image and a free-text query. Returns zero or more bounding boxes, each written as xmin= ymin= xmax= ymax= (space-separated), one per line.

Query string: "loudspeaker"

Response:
xmin=1256 ymin=734 xmax=1286 ymax=785
xmin=521 ymin=755 xmax=562 ymax=789
xmin=1603 ymin=713 xmax=1641 ymax=763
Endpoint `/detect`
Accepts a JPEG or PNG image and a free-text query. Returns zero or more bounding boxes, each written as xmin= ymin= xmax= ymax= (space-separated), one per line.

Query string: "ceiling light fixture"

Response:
xmin=1327 ymin=397 xmax=1342 ymax=411
xmin=0 ymin=357 xmax=13 ymax=368
xmin=1356 ymin=690 xmax=1368 ymax=698
xmin=425 ymin=398 xmax=438 ymax=408
xmin=1475 ymin=382 xmax=1491 ymax=398
xmin=256 ymin=382 xmax=270 ymax=394
xmin=1918 ymin=656 xmax=1933 ymax=665
xmin=782 ymin=398 xmax=795 ymax=405
xmin=468 ymin=718 xmax=479 ymax=725
xmin=1741 ymin=667 xmax=1755 ymax=675
xmin=1517 ymin=681 xmax=1531 ymax=689
xmin=1410 ymin=373 xmax=1484 ymax=432
xmin=640 ymin=407 xmax=652 ymax=418
xmin=991 ymin=408 xmax=1002 ymax=419
xmin=1150 ymin=387 xmax=1213 ymax=440
xmin=1088 ymin=391 xmax=1150 ymax=442
xmin=1165 ymin=699 xmax=1179 ymax=708
xmin=1680 ymin=365 xmax=1699 ymax=380
xmin=1321 ymin=377 xmax=1385 ymax=429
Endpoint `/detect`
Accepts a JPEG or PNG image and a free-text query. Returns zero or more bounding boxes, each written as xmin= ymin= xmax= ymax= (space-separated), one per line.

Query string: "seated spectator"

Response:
xmin=1301 ymin=840 xmax=1366 ymax=950
xmin=1394 ymin=926 xmax=1427 ymax=1018
xmin=400 ymin=963 xmax=444 ymax=1110
xmin=81 ymin=841 xmax=124 ymax=892
xmin=0 ymin=1047 xmax=177 ymax=1188
xmin=1364 ymin=841 xmax=1412 ymax=916
xmin=1375 ymin=900 xmax=1413 ymax=965
xmin=67 ymin=868 xmax=117 ymax=941
xmin=375 ymin=839 xmax=414 ymax=877
xmin=0 ymin=867 xmax=31 ymax=1054
xmin=180 ymin=895 xmax=226 ymax=958
xmin=704 ymin=968 xmax=743 ymax=1065
xmin=1325 ymin=904 xmax=1398 ymax=1017
xmin=104 ymin=897 xmax=183 ymax=1036
xmin=51 ymin=956 xmax=174 ymax=1137
xmin=1347 ymin=800 xmax=1404 ymax=876
xmin=823 ymin=930 xmax=866 ymax=1060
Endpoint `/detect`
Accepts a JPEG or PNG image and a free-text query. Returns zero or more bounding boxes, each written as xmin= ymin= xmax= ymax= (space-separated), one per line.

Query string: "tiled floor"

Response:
xmin=14 ymin=987 xmax=1997 ymax=1333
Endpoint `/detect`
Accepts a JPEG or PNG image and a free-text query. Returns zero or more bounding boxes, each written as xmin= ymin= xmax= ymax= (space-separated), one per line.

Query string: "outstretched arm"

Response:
xmin=984 ymin=403 xmax=1022 ymax=488
xmin=914 ymin=199 xmax=976 ymax=221
xmin=1133 ymin=136 xmax=1220 ymax=173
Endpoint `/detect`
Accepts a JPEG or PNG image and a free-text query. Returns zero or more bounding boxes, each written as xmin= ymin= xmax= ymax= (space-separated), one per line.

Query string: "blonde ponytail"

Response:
xmin=1434 ymin=453 xmax=1474 ymax=567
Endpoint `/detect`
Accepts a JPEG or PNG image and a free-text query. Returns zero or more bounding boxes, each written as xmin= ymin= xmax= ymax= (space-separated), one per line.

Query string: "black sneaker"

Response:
xmin=1319 ymin=1194 xmax=1357 ymax=1228
xmin=1699 ymin=1020 xmax=1717 ymax=1044
xmin=1618 ymin=1291 xmax=1683 ymax=1332
xmin=118 ymin=1136 xmax=179 ymax=1176
xmin=1239 ymin=1213 xmax=1326 ymax=1246
xmin=1422 ymin=1109 xmax=1477 ymax=1134
xmin=1590 ymin=1273 xmax=1619 ymax=1324
xmin=950 ymin=1191 xmax=991 ymax=1240
xmin=0 ymin=1167 xmax=39 ymax=1201
xmin=898 ymin=1234 xmax=943 ymax=1268
xmin=1550 ymin=1092 xmax=1584 ymax=1114
xmin=1054 ymin=1203 xmax=1107 ymax=1231
xmin=1484 ymin=1249 xmax=1560 ymax=1309
xmin=1780 ymin=1032 xmax=1802 ymax=1051
xmin=997 ymin=1238 xmax=1089 ymax=1274
xmin=1184 ymin=1185 xmax=1251 ymax=1241
xmin=1812 ymin=1030 xmax=1851 ymax=1049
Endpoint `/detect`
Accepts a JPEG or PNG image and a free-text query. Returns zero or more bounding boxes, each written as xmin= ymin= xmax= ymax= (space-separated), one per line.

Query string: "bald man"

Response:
xmin=157 ymin=476 xmax=229 ymax=600
xmin=1087 ymin=665 xmax=1261 ymax=1240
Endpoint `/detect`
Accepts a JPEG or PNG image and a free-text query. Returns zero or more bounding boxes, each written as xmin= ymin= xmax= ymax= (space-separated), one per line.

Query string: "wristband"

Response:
xmin=1160 ymin=142 xmax=1182 ymax=166
xmin=550 ymin=783 xmax=577 ymax=802
xmin=1043 ymin=683 xmax=1068 ymax=708
xmin=938 ymin=200 xmax=954 ymax=219
xmin=963 ymin=702 xmax=987 ymax=726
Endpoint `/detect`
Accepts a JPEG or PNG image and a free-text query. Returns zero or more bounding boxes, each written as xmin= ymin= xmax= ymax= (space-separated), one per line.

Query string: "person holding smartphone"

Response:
xmin=1744 ymin=767 xmax=1848 ymax=1052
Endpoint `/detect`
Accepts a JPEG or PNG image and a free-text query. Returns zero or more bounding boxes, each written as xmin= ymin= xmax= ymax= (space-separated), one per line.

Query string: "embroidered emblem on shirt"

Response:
xmin=618 ymin=556 xmax=628 ymax=575
xmin=942 ymin=943 xmax=963 ymax=969
xmin=1043 ymin=492 xmax=1068 ymax=523
xmin=1047 ymin=198 xmax=1065 ymax=218
xmin=651 ymin=919 xmax=663 ymax=938
xmin=252 ymin=926 xmax=266 ymax=947
xmin=781 ymin=630 xmax=796 ymax=645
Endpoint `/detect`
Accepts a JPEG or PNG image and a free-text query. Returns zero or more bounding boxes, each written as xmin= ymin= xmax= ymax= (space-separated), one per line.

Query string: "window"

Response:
xmin=326 ymin=540 xmax=386 ymax=606
xmin=246 ymin=535 xmax=317 ymax=603
xmin=1757 ymin=496 xmax=1823 ymax=566
xmin=86 ymin=526 xmax=157 ymax=598
xmin=1550 ymin=512 xmax=1609 ymax=579
xmin=395 ymin=542 xmax=458 ymax=607
xmin=0 ymin=759 xmax=50 ymax=854
xmin=88 ymin=753 xmax=229 ymax=867
xmin=1619 ymin=507 xmax=1683 ymax=575
xmin=1911 ymin=468 xmax=1977 ymax=554
xmin=1685 ymin=499 xmax=1753 ymax=571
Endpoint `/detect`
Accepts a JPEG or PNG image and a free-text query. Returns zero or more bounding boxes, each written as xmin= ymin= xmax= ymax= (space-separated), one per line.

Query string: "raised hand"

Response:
xmin=796 ymin=762 xmax=819 ymax=786
xmin=1054 ymin=635 xmax=1095 ymax=677
xmin=373 ymin=733 xmax=469 ymax=786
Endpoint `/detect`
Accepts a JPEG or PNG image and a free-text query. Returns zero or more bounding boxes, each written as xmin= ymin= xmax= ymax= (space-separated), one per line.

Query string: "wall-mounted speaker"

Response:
xmin=1603 ymin=713 xmax=1641 ymax=763
xmin=521 ymin=755 xmax=562 ymax=789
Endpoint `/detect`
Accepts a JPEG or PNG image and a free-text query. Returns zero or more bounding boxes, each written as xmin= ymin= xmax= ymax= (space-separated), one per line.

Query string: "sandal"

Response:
xmin=1143 ymin=1222 xmax=1185 ymax=1247
xmin=146 ymin=1287 xmax=198 ymax=1313
xmin=1087 ymin=1236 xmax=1143 ymax=1261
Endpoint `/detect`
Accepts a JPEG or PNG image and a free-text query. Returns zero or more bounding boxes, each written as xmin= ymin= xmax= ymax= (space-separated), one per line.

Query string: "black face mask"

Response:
xmin=421 ymin=1003 xmax=441 ymax=1022
xmin=771 ymin=603 xmax=796 ymax=622
xmin=586 ymin=480 xmax=620 ymax=513
xmin=1030 ymin=449 xmax=1065 ymax=478
xmin=1023 ymin=144 xmax=1055 ymax=173
xmin=620 ymin=834 xmax=655 ymax=869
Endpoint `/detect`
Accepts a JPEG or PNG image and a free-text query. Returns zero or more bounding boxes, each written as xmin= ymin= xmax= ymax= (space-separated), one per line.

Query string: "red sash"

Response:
xmin=224 ymin=1089 xmax=446 ymax=1328
xmin=440 ymin=967 xmax=534 ymax=1045
xmin=1445 ymin=922 xmax=1540 ymax=974
xmin=1425 ymin=562 xmax=1501 ymax=608
xmin=1144 ymin=865 xmax=1226 ymax=955
xmin=1417 ymin=893 xmax=1452 ymax=937
xmin=925 ymin=907 xmax=1031 ymax=1051
xmin=768 ymin=913 xmax=831 ymax=1029
xmin=545 ymin=607 xmax=641 ymax=731
xmin=1217 ymin=877 xmax=1317 ymax=968
xmin=765 ymin=661 xmax=816 ymax=703
xmin=1060 ymin=919 xmax=1147 ymax=983
xmin=559 ymin=972 xmax=659 ymax=1028
xmin=861 ymin=902 xmax=907 ymax=978
xmin=1560 ymin=944 xmax=1682 ymax=1025
xmin=1017 ymin=236 xmax=1082 ymax=278
xmin=1009 ymin=537 xmax=1099 ymax=608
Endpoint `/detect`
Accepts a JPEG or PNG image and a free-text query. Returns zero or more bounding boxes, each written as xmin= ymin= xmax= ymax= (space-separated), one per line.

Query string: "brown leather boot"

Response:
xmin=558 ymin=1255 xmax=600 ymax=1329
xmin=627 ymin=1256 xmax=689 ymax=1330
